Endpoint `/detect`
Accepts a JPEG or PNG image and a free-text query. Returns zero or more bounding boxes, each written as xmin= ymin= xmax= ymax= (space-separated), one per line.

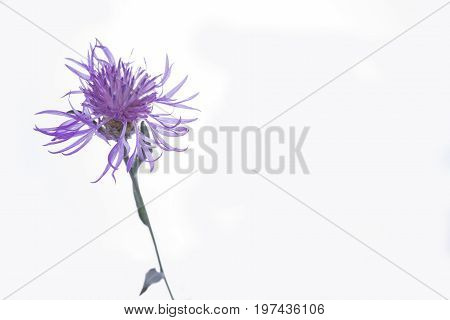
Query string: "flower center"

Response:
xmin=102 ymin=119 xmax=134 ymax=140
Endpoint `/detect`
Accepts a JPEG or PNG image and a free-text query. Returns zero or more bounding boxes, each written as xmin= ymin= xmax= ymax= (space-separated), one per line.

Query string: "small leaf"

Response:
xmin=140 ymin=268 xmax=164 ymax=296
xmin=140 ymin=121 xmax=150 ymax=139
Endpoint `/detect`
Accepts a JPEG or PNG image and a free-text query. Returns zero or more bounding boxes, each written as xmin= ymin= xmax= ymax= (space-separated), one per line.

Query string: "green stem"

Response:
xmin=129 ymin=168 xmax=175 ymax=300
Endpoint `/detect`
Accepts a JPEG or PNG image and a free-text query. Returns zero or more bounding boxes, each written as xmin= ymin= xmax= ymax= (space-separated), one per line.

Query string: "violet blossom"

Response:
xmin=35 ymin=40 xmax=198 ymax=182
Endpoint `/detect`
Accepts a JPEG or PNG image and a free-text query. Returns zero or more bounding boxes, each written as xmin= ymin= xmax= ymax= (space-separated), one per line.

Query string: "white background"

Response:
xmin=0 ymin=0 xmax=449 ymax=300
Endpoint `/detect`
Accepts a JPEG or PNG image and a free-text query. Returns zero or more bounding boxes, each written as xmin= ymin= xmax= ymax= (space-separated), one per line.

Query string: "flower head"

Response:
xmin=35 ymin=40 xmax=198 ymax=182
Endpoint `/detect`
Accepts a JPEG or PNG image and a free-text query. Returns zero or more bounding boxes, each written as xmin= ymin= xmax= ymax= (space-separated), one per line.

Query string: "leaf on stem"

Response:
xmin=140 ymin=268 xmax=165 ymax=296
xmin=140 ymin=121 xmax=150 ymax=139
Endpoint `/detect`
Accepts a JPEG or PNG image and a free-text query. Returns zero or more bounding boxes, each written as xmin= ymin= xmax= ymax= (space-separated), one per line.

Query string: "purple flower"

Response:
xmin=35 ymin=40 xmax=199 ymax=182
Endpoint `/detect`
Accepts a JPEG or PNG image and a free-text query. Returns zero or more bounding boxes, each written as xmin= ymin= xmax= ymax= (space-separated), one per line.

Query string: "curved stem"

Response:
xmin=129 ymin=169 xmax=175 ymax=300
